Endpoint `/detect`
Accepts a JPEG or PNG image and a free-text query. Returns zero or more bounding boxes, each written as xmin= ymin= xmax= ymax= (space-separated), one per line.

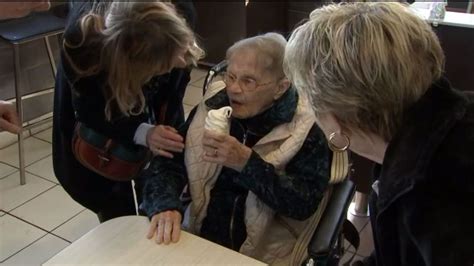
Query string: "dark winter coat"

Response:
xmin=367 ymin=78 xmax=474 ymax=266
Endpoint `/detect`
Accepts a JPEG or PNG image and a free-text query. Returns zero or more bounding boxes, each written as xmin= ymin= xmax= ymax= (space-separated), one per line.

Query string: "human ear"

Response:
xmin=273 ymin=78 xmax=291 ymax=100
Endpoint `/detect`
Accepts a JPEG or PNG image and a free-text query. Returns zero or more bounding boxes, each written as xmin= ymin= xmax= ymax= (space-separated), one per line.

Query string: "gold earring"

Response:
xmin=328 ymin=132 xmax=350 ymax=184
xmin=328 ymin=132 xmax=350 ymax=152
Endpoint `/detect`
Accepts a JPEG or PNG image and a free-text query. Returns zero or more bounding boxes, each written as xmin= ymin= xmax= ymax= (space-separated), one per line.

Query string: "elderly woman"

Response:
xmin=140 ymin=33 xmax=330 ymax=265
xmin=284 ymin=2 xmax=474 ymax=266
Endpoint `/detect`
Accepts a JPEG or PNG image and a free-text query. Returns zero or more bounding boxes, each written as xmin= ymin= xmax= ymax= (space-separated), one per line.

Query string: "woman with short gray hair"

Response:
xmin=284 ymin=2 xmax=474 ymax=265
xmin=141 ymin=33 xmax=331 ymax=265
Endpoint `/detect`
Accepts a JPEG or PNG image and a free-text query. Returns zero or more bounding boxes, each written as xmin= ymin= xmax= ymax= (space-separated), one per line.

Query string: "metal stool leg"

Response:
xmin=44 ymin=36 xmax=57 ymax=75
xmin=13 ymin=43 xmax=26 ymax=185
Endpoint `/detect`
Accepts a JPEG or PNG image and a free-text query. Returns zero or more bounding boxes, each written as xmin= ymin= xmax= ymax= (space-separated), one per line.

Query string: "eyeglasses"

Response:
xmin=222 ymin=72 xmax=276 ymax=92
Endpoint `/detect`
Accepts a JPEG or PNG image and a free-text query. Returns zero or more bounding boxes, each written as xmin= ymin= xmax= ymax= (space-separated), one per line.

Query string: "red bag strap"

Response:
xmin=158 ymin=101 xmax=168 ymax=125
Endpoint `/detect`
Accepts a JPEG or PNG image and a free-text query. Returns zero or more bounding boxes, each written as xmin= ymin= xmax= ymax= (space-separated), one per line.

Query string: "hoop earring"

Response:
xmin=328 ymin=132 xmax=350 ymax=152
xmin=328 ymin=132 xmax=350 ymax=184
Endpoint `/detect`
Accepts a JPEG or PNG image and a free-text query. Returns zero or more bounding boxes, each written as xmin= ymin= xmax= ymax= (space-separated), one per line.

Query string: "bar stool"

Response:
xmin=0 ymin=11 xmax=65 ymax=185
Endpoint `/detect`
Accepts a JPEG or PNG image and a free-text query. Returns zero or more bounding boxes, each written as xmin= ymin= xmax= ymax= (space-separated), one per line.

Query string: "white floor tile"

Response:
xmin=0 ymin=137 xmax=52 ymax=167
xmin=357 ymin=223 xmax=374 ymax=257
xmin=0 ymin=172 xmax=55 ymax=211
xmin=52 ymin=209 xmax=99 ymax=242
xmin=0 ymin=131 xmax=19 ymax=149
xmin=33 ymin=128 xmax=52 ymax=143
xmin=191 ymin=78 xmax=206 ymax=92
xmin=0 ymin=162 xmax=16 ymax=179
xmin=2 ymin=234 xmax=69 ymax=266
xmin=190 ymin=69 xmax=208 ymax=89
xmin=10 ymin=186 xmax=84 ymax=231
xmin=25 ymin=156 xmax=58 ymax=184
xmin=346 ymin=222 xmax=374 ymax=257
xmin=190 ymin=68 xmax=208 ymax=86
xmin=0 ymin=214 xmax=46 ymax=262
xmin=183 ymin=85 xmax=203 ymax=107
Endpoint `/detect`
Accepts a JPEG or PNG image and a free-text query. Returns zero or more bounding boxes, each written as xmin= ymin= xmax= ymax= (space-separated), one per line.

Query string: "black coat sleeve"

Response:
xmin=140 ymin=107 xmax=198 ymax=218
xmin=235 ymin=124 xmax=331 ymax=220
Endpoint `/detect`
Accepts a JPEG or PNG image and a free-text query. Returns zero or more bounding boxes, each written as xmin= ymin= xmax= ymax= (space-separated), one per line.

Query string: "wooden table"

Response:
xmin=44 ymin=216 xmax=266 ymax=265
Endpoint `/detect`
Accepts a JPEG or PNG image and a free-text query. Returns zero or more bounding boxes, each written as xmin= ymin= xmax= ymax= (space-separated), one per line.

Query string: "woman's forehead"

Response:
xmin=228 ymin=49 xmax=272 ymax=77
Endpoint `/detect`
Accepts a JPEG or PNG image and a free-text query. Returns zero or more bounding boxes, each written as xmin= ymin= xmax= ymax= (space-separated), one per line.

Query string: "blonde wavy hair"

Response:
xmin=284 ymin=2 xmax=444 ymax=141
xmin=64 ymin=1 xmax=204 ymax=120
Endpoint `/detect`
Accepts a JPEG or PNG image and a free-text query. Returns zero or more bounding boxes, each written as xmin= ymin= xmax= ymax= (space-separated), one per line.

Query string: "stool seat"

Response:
xmin=0 ymin=11 xmax=65 ymax=43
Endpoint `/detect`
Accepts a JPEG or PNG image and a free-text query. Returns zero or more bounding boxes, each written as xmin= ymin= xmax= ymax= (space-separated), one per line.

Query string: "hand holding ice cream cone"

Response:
xmin=202 ymin=106 xmax=251 ymax=171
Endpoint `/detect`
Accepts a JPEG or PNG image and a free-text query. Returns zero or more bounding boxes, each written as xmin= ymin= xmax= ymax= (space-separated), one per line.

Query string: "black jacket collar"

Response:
xmin=377 ymin=78 xmax=468 ymax=209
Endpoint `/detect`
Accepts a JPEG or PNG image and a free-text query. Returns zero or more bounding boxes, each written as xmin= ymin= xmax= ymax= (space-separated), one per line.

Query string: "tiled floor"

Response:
xmin=0 ymin=68 xmax=373 ymax=265
xmin=341 ymin=211 xmax=374 ymax=265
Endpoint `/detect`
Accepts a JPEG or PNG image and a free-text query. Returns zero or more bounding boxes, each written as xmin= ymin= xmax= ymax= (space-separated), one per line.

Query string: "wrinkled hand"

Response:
xmin=147 ymin=210 xmax=182 ymax=245
xmin=0 ymin=1 xmax=51 ymax=20
xmin=146 ymin=125 xmax=184 ymax=158
xmin=0 ymin=101 xmax=21 ymax=134
xmin=202 ymin=130 xmax=252 ymax=172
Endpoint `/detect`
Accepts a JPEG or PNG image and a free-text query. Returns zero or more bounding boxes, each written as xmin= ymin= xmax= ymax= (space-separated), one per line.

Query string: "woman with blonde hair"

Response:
xmin=53 ymin=1 xmax=203 ymax=222
xmin=284 ymin=2 xmax=474 ymax=266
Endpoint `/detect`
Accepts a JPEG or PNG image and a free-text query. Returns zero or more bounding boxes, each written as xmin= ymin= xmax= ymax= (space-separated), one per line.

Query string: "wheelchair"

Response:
xmin=200 ymin=61 xmax=359 ymax=266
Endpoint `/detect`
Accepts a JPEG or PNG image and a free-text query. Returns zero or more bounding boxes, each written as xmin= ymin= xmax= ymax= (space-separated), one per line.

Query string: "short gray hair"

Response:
xmin=227 ymin=32 xmax=287 ymax=77
xmin=284 ymin=2 xmax=444 ymax=141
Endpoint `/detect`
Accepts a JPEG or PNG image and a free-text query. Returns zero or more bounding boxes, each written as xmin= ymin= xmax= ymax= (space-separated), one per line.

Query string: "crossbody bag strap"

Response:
xmin=158 ymin=101 xmax=168 ymax=125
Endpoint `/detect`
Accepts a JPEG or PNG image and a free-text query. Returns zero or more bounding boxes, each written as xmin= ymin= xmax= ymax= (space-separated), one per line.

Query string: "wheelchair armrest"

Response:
xmin=308 ymin=179 xmax=355 ymax=257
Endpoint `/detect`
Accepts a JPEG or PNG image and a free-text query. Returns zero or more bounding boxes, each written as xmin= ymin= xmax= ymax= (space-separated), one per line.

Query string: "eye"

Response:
xmin=241 ymin=78 xmax=256 ymax=87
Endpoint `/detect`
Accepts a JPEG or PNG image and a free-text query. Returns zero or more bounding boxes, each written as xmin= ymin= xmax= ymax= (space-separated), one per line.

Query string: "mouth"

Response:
xmin=230 ymin=99 xmax=244 ymax=107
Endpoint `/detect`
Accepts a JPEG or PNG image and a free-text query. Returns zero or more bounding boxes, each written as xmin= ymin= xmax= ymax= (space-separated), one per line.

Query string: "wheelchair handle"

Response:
xmin=202 ymin=60 xmax=228 ymax=94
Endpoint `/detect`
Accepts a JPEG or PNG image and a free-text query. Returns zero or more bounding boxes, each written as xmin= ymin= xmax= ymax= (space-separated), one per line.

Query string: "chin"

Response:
xmin=231 ymin=110 xmax=250 ymax=119
xmin=230 ymin=103 xmax=252 ymax=119
xmin=232 ymin=112 xmax=246 ymax=119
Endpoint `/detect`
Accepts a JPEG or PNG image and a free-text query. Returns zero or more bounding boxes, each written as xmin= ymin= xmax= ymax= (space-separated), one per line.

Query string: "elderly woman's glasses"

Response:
xmin=222 ymin=72 xmax=276 ymax=92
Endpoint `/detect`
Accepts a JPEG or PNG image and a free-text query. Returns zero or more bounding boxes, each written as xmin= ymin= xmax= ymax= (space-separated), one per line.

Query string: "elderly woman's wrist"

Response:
xmin=236 ymin=151 xmax=267 ymax=187
xmin=234 ymin=146 xmax=252 ymax=172
xmin=143 ymin=203 xmax=185 ymax=220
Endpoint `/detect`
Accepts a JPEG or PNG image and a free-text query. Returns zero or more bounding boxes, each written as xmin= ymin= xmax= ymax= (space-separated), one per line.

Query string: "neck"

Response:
xmin=349 ymin=132 xmax=388 ymax=164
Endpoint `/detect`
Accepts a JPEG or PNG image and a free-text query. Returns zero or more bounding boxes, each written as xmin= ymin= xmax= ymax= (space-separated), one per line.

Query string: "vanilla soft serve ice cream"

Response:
xmin=204 ymin=106 xmax=233 ymax=134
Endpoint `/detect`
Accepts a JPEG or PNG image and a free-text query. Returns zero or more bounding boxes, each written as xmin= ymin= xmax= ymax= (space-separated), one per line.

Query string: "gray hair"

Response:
xmin=284 ymin=2 xmax=444 ymax=141
xmin=227 ymin=32 xmax=287 ymax=77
